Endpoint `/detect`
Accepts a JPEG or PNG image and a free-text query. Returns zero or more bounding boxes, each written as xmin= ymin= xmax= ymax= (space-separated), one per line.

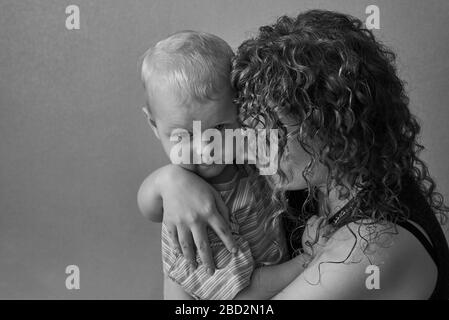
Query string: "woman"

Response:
xmin=139 ymin=10 xmax=449 ymax=299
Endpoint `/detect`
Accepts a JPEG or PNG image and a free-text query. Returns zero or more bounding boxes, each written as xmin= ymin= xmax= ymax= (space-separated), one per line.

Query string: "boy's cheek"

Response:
xmin=157 ymin=138 xmax=179 ymax=162
xmin=166 ymin=139 xmax=193 ymax=165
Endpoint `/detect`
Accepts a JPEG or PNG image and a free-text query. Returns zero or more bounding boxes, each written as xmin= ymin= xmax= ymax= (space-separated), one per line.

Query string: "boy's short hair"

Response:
xmin=141 ymin=30 xmax=234 ymax=109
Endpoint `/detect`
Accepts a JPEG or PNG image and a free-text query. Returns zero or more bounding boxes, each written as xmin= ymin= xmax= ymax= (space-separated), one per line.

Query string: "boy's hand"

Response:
xmin=157 ymin=165 xmax=237 ymax=274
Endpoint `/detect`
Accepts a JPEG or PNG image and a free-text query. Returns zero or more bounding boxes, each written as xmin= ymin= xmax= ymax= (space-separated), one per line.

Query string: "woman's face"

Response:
xmin=266 ymin=116 xmax=328 ymax=191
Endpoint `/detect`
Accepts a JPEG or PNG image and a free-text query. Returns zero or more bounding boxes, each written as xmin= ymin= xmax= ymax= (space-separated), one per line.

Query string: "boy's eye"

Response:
xmin=171 ymin=130 xmax=193 ymax=142
xmin=214 ymin=124 xmax=227 ymax=131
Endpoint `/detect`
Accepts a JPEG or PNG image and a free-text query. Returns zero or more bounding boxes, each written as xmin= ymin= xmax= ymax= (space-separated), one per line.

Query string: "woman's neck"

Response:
xmin=316 ymin=181 xmax=358 ymax=219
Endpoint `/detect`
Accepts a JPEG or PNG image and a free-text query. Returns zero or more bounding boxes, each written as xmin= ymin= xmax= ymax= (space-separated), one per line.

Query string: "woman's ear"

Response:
xmin=142 ymin=107 xmax=160 ymax=139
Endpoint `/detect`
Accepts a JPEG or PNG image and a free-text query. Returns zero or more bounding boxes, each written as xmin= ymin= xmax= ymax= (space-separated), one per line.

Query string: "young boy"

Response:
xmin=139 ymin=31 xmax=288 ymax=300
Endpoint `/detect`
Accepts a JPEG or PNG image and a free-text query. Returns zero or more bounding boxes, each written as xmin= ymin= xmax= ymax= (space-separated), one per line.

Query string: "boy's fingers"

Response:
xmin=191 ymin=225 xmax=215 ymax=275
xmin=166 ymin=224 xmax=182 ymax=254
xmin=177 ymin=227 xmax=197 ymax=268
xmin=209 ymin=215 xmax=237 ymax=254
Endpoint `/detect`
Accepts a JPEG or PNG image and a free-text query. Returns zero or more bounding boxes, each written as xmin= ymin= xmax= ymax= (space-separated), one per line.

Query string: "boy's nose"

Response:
xmin=192 ymin=139 xmax=209 ymax=164
xmin=192 ymin=138 xmax=222 ymax=164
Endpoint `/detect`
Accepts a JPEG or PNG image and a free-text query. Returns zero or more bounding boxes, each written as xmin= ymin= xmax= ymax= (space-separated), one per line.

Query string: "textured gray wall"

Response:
xmin=0 ymin=0 xmax=448 ymax=299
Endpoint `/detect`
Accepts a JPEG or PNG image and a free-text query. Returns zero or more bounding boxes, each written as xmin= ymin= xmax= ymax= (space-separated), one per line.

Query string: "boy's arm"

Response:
xmin=163 ymin=275 xmax=194 ymax=300
xmin=234 ymin=253 xmax=311 ymax=300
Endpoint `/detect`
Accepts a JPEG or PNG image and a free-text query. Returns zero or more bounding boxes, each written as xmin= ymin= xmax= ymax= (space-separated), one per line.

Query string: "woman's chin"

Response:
xmin=267 ymin=172 xmax=307 ymax=191
xmin=280 ymin=179 xmax=307 ymax=190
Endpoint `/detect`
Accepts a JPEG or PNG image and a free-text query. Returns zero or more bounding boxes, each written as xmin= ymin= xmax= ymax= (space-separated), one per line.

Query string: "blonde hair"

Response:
xmin=141 ymin=30 xmax=234 ymax=107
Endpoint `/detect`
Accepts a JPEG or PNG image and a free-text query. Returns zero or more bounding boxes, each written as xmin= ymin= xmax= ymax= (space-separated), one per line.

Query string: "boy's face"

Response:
xmin=145 ymin=85 xmax=239 ymax=179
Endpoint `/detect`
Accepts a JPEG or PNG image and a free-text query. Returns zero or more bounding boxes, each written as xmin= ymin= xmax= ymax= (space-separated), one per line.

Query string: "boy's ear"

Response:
xmin=142 ymin=107 xmax=160 ymax=139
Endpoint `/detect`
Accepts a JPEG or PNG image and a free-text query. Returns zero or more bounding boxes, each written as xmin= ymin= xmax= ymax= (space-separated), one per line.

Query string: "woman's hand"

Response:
xmin=156 ymin=165 xmax=237 ymax=274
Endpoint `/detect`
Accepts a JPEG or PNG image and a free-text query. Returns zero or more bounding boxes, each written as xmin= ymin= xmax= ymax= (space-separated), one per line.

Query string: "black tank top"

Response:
xmin=283 ymin=175 xmax=449 ymax=300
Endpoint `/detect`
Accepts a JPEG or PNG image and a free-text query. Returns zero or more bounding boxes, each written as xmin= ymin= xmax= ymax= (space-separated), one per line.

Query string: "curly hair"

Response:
xmin=231 ymin=10 xmax=448 ymax=256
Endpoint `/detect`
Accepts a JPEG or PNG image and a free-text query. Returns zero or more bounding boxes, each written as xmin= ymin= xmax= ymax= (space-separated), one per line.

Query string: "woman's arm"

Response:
xmin=137 ymin=164 xmax=237 ymax=273
xmin=234 ymin=253 xmax=311 ymax=300
xmin=271 ymin=221 xmax=438 ymax=299
xmin=234 ymin=215 xmax=327 ymax=300
xmin=137 ymin=166 xmax=166 ymax=222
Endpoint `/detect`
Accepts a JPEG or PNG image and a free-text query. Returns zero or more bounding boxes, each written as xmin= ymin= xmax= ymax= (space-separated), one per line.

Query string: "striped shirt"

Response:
xmin=161 ymin=165 xmax=288 ymax=300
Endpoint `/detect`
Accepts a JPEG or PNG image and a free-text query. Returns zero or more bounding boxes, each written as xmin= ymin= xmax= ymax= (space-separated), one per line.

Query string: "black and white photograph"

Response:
xmin=1 ymin=0 xmax=449 ymax=306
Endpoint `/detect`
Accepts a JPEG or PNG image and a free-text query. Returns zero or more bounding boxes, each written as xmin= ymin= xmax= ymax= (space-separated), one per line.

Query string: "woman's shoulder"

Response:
xmin=320 ymin=219 xmax=438 ymax=298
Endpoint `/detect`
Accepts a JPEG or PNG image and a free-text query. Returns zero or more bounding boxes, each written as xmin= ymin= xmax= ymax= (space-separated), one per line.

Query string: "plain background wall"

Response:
xmin=0 ymin=0 xmax=448 ymax=299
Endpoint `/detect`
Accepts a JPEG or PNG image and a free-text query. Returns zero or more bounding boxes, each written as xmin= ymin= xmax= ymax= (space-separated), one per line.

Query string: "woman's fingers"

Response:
xmin=210 ymin=188 xmax=237 ymax=253
xmin=212 ymin=187 xmax=230 ymax=222
xmin=209 ymin=214 xmax=237 ymax=254
xmin=191 ymin=225 xmax=215 ymax=275
xmin=177 ymin=226 xmax=197 ymax=268
xmin=165 ymin=223 xmax=182 ymax=255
